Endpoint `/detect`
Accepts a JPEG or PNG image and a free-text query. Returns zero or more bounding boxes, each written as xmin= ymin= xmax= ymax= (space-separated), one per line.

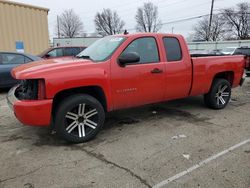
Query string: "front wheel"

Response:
xmin=55 ymin=94 xmax=105 ymax=143
xmin=204 ymin=79 xmax=231 ymax=109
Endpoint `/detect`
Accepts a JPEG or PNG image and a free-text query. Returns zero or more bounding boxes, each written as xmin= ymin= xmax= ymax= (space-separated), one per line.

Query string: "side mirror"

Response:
xmin=44 ymin=54 xmax=51 ymax=58
xmin=118 ymin=52 xmax=140 ymax=66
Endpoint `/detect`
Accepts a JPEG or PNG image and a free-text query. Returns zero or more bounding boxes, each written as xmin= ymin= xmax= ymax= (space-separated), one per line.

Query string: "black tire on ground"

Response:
xmin=204 ymin=78 xmax=231 ymax=110
xmin=55 ymin=94 xmax=105 ymax=143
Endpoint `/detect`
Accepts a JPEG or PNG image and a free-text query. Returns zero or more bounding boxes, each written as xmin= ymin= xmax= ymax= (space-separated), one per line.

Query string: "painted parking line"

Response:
xmin=153 ymin=138 xmax=250 ymax=188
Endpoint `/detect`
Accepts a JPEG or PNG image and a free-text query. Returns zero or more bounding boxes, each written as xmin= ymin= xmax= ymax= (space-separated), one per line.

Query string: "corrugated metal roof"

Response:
xmin=0 ymin=0 xmax=49 ymax=12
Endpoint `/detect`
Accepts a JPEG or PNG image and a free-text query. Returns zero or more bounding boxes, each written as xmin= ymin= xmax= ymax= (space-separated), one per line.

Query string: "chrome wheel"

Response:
xmin=204 ymin=78 xmax=231 ymax=110
xmin=215 ymin=84 xmax=230 ymax=106
xmin=65 ymin=103 xmax=98 ymax=138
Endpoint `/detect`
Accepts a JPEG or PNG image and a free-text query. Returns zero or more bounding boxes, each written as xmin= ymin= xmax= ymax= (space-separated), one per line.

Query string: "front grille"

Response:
xmin=15 ymin=80 xmax=38 ymax=100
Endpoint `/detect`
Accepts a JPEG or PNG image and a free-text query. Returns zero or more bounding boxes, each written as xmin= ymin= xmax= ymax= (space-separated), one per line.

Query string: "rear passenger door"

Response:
xmin=163 ymin=37 xmax=192 ymax=100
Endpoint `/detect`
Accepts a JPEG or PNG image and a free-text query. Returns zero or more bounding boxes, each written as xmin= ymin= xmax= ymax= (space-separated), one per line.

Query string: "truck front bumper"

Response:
xmin=7 ymin=85 xmax=53 ymax=127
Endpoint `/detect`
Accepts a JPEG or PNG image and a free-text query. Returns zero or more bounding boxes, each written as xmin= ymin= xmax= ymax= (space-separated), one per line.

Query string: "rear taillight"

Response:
xmin=38 ymin=79 xmax=46 ymax=100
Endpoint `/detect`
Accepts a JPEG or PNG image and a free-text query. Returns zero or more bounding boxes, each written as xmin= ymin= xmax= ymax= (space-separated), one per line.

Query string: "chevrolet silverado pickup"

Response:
xmin=7 ymin=33 xmax=249 ymax=143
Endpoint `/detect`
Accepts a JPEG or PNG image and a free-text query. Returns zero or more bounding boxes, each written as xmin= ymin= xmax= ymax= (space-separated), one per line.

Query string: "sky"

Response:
xmin=13 ymin=0 xmax=247 ymax=39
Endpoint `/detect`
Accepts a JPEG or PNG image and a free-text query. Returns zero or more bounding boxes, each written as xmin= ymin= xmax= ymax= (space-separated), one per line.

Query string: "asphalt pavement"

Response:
xmin=0 ymin=79 xmax=249 ymax=188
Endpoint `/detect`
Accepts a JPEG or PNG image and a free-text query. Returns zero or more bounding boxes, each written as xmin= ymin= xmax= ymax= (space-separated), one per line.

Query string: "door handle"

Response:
xmin=151 ymin=68 xmax=163 ymax=74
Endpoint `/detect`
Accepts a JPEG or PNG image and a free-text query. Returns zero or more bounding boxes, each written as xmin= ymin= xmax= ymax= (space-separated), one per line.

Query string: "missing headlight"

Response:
xmin=15 ymin=80 xmax=38 ymax=100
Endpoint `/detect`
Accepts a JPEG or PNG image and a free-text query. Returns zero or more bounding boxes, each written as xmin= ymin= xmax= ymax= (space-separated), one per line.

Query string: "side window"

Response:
xmin=24 ymin=57 xmax=32 ymax=63
xmin=122 ymin=37 xmax=159 ymax=64
xmin=47 ymin=48 xmax=63 ymax=57
xmin=0 ymin=53 xmax=25 ymax=64
xmin=64 ymin=47 xmax=81 ymax=56
xmin=163 ymin=37 xmax=182 ymax=62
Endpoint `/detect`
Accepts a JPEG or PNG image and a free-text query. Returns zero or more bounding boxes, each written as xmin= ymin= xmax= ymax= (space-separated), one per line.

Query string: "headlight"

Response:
xmin=15 ymin=79 xmax=45 ymax=100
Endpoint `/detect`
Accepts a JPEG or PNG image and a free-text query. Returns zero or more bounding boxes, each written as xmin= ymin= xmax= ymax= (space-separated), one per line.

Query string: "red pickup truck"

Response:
xmin=7 ymin=33 xmax=248 ymax=143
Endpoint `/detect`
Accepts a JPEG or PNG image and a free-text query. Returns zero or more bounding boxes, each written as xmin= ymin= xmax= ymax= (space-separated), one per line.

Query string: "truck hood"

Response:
xmin=12 ymin=57 xmax=94 ymax=79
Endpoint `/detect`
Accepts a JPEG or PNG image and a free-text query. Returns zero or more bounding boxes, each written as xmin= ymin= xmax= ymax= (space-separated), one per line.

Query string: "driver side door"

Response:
xmin=110 ymin=37 xmax=165 ymax=110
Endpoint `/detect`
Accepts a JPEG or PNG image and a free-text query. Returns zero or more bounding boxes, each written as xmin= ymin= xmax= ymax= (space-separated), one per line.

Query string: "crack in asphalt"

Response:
xmin=0 ymin=146 xmax=151 ymax=188
xmin=71 ymin=146 xmax=152 ymax=188
xmin=0 ymin=156 xmax=96 ymax=184
xmin=0 ymin=166 xmax=43 ymax=184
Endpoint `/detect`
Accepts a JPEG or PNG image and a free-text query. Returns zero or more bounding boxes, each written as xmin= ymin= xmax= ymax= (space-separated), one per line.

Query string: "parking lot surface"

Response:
xmin=0 ymin=79 xmax=250 ymax=188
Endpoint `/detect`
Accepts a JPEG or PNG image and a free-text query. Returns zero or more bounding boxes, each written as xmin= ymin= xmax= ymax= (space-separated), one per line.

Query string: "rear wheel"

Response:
xmin=204 ymin=79 xmax=231 ymax=109
xmin=55 ymin=94 xmax=105 ymax=143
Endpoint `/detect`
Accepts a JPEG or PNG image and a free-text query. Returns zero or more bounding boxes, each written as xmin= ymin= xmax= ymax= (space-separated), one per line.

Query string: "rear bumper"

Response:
xmin=7 ymin=85 xmax=52 ymax=126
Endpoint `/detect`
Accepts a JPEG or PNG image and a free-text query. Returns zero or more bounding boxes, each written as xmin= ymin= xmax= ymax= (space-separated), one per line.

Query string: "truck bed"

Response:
xmin=190 ymin=55 xmax=245 ymax=96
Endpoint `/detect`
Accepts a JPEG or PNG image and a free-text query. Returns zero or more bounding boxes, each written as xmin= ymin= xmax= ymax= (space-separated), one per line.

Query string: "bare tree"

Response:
xmin=94 ymin=9 xmax=125 ymax=36
xmin=55 ymin=9 xmax=84 ymax=38
xmin=135 ymin=2 xmax=162 ymax=32
xmin=193 ymin=15 xmax=226 ymax=41
xmin=222 ymin=2 xmax=250 ymax=40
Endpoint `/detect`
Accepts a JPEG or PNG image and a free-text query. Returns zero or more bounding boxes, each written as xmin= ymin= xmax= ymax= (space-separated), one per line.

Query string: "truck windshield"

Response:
xmin=77 ymin=36 xmax=126 ymax=62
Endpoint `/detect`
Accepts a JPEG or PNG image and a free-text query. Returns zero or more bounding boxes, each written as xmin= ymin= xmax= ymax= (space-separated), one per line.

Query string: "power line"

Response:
xmin=126 ymin=14 xmax=210 ymax=31
xmin=79 ymin=0 xmax=206 ymax=22
xmin=125 ymin=11 xmax=250 ymax=32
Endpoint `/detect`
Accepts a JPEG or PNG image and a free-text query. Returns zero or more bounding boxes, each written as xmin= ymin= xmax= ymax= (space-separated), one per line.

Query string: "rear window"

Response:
xmin=163 ymin=37 xmax=182 ymax=62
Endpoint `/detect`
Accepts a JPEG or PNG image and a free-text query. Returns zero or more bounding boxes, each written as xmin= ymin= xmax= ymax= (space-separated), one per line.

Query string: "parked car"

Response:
xmin=233 ymin=46 xmax=250 ymax=56
xmin=39 ymin=46 xmax=86 ymax=59
xmin=0 ymin=52 xmax=41 ymax=88
xmin=7 ymin=33 xmax=249 ymax=143
xmin=233 ymin=46 xmax=250 ymax=77
xmin=221 ymin=47 xmax=237 ymax=55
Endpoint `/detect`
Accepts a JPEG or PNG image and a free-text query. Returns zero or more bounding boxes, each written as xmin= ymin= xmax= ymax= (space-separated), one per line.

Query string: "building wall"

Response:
xmin=0 ymin=0 xmax=49 ymax=55
xmin=188 ymin=40 xmax=250 ymax=51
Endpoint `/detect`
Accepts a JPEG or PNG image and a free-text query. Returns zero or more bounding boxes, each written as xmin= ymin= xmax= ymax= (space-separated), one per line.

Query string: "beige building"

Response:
xmin=0 ymin=0 xmax=49 ymax=55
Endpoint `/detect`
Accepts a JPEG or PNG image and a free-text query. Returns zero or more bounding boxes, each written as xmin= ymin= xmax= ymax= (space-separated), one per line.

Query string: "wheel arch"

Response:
xmin=51 ymin=86 xmax=108 ymax=118
xmin=212 ymin=71 xmax=234 ymax=86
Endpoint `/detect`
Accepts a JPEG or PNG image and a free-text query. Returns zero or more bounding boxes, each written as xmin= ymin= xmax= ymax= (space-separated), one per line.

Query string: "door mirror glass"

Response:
xmin=118 ymin=52 xmax=140 ymax=66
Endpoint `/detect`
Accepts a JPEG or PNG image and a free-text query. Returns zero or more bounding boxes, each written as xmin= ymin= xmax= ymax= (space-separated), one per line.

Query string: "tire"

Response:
xmin=204 ymin=79 xmax=231 ymax=110
xmin=55 ymin=94 xmax=105 ymax=143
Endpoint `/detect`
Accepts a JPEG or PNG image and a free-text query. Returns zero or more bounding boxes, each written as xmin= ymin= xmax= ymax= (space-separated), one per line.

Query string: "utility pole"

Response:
xmin=171 ymin=27 xmax=174 ymax=34
xmin=57 ymin=15 xmax=60 ymax=38
xmin=208 ymin=0 xmax=215 ymax=41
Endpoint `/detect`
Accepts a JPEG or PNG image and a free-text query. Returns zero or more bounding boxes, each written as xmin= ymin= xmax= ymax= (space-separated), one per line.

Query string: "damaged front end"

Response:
xmin=15 ymin=79 xmax=46 ymax=100
xmin=6 ymin=79 xmax=52 ymax=126
xmin=15 ymin=80 xmax=39 ymax=100
xmin=7 ymin=79 xmax=46 ymax=110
